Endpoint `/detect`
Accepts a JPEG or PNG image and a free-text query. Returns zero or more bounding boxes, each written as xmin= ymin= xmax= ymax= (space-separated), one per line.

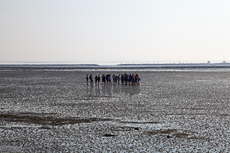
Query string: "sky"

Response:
xmin=1 ymin=0 xmax=230 ymax=64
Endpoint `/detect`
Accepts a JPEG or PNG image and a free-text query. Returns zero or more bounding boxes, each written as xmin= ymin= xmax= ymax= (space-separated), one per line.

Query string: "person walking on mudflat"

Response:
xmin=102 ymin=74 xmax=106 ymax=84
xmin=95 ymin=75 xmax=98 ymax=85
xmin=86 ymin=74 xmax=89 ymax=84
xmin=97 ymin=75 xmax=100 ymax=85
xmin=118 ymin=75 xmax=120 ymax=85
xmin=89 ymin=74 xmax=93 ymax=84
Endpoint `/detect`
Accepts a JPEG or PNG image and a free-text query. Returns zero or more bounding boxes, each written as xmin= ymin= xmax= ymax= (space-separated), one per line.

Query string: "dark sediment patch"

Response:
xmin=159 ymin=129 xmax=177 ymax=134
xmin=173 ymin=133 xmax=190 ymax=138
xmin=0 ymin=126 xmax=24 ymax=130
xmin=190 ymin=108 xmax=204 ymax=110
xmin=21 ymin=112 xmax=57 ymax=115
xmin=1 ymin=112 xmax=159 ymax=127
xmin=0 ymin=113 xmax=114 ymax=126
xmin=103 ymin=134 xmax=117 ymax=137
xmin=120 ymin=121 xmax=159 ymax=124
xmin=112 ymin=126 xmax=141 ymax=131
xmin=39 ymin=126 xmax=52 ymax=129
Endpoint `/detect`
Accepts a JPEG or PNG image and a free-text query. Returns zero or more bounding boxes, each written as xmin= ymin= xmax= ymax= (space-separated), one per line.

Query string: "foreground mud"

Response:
xmin=0 ymin=68 xmax=230 ymax=152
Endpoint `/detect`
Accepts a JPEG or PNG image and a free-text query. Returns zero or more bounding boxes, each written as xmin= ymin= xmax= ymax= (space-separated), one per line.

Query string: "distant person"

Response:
xmin=97 ymin=75 xmax=100 ymax=85
xmin=124 ymin=73 xmax=128 ymax=85
xmin=102 ymin=74 xmax=106 ymax=84
xmin=121 ymin=74 xmax=124 ymax=84
xmin=125 ymin=74 xmax=128 ymax=85
xmin=95 ymin=75 xmax=98 ymax=84
xmin=129 ymin=74 xmax=133 ymax=84
xmin=89 ymin=74 xmax=93 ymax=84
xmin=108 ymin=74 xmax=111 ymax=85
xmin=112 ymin=74 xmax=116 ymax=83
xmin=135 ymin=73 xmax=140 ymax=85
xmin=114 ymin=75 xmax=118 ymax=84
xmin=118 ymin=75 xmax=120 ymax=85
xmin=106 ymin=74 xmax=109 ymax=84
xmin=131 ymin=74 xmax=135 ymax=84
xmin=136 ymin=74 xmax=140 ymax=82
xmin=86 ymin=74 xmax=89 ymax=84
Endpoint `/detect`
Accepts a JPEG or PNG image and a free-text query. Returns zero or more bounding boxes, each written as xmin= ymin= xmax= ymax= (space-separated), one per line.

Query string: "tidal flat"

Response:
xmin=0 ymin=68 xmax=230 ymax=152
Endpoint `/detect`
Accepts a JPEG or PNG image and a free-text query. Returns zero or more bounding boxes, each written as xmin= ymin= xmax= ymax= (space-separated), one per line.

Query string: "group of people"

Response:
xmin=86 ymin=73 xmax=140 ymax=85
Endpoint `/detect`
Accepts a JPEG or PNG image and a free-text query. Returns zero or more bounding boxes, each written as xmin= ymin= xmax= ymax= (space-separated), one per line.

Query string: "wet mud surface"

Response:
xmin=1 ymin=69 xmax=230 ymax=152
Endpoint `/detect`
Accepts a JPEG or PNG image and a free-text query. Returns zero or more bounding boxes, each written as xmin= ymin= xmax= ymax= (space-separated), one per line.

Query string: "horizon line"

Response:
xmin=0 ymin=60 xmax=229 ymax=65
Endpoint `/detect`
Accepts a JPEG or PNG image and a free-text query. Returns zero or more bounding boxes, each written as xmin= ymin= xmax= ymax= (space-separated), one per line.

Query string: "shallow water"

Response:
xmin=0 ymin=69 xmax=230 ymax=152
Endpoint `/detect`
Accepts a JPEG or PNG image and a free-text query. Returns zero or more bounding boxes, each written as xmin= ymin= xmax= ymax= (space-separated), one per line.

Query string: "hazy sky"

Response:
xmin=1 ymin=0 xmax=230 ymax=64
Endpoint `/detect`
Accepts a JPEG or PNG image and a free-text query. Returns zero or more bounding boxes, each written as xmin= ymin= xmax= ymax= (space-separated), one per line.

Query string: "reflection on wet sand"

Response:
xmin=86 ymin=83 xmax=141 ymax=98
xmin=112 ymin=85 xmax=141 ymax=97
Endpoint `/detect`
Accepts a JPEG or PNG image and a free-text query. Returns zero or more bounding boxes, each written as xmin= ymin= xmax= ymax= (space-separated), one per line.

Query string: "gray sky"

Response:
xmin=1 ymin=0 xmax=230 ymax=64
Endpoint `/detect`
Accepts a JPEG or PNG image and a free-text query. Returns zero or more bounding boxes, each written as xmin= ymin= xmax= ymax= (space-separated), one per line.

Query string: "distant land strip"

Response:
xmin=1 ymin=63 xmax=230 ymax=69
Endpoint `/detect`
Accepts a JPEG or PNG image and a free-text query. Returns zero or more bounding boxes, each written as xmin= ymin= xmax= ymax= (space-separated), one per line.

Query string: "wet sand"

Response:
xmin=0 ymin=69 xmax=230 ymax=152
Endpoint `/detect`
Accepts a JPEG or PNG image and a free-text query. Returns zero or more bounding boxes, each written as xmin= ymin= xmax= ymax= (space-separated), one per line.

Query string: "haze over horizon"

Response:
xmin=1 ymin=0 xmax=230 ymax=64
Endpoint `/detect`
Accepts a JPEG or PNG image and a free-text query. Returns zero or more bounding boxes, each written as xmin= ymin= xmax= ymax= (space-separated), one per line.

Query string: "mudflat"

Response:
xmin=0 ymin=68 xmax=230 ymax=152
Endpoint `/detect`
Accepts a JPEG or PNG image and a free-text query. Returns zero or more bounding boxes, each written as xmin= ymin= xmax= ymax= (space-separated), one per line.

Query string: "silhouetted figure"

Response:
xmin=95 ymin=75 xmax=98 ymax=84
xmin=97 ymin=75 xmax=100 ymax=85
xmin=89 ymin=74 xmax=93 ymax=84
xmin=86 ymin=74 xmax=89 ymax=84
xmin=118 ymin=75 xmax=120 ymax=85
xmin=102 ymin=74 xmax=106 ymax=84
